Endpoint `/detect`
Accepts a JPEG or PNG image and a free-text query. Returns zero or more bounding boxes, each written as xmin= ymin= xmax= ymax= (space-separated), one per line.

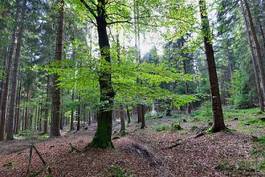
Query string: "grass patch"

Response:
xmin=15 ymin=130 xmax=49 ymax=141
xmin=108 ymin=165 xmax=133 ymax=177
xmin=145 ymin=112 xmax=164 ymax=120
xmin=153 ymin=121 xmax=182 ymax=132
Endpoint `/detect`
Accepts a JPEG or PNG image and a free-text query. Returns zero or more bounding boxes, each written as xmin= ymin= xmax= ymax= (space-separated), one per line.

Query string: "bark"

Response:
xmin=126 ymin=106 xmax=131 ymax=125
xmin=50 ymin=0 xmax=64 ymax=137
xmin=77 ymin=98 xmax=81 ymax=131
xmin=0 ymin=0 xmax=21 ymax=141
xmin=14 ymin=80 xmax=21 ymax=134
xmin=70 ymin=90 xmax=74 ymax=131
xmin=199 ymin=0 xmax=226 ymax=132
xmin=242 ymin=0 xmax=265 ymax=99
xmin=242 ymin=2 xmax=265 ymax=112
xmin=119 ymin=105 xmax=126 ymax=136
xmin=43 ymin=76 xmax=49 ymax=134
xmin=24 ymin=89 xmax=30 ymax=130
xmin=183 ymin=60 xmax=192 ymax=114
xmin=90 ymin=0 xmax=115 ymax=148
xmin=137 ymin=105 xmax=142 ymax=123
xmin=88 ymin=111 xmax=91 ymax=125
xmin=6 ymin=0 xmax=26 ymax=140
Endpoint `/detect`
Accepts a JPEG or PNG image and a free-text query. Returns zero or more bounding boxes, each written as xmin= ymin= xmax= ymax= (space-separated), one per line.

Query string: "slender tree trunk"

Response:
xmin=140 ymin=105 xmax=145 ymax=129
xmin=14 ymin=80 xmax=21 ymax=134
xmin=90 ymin=0 xmax=115 ymax=148
xmin=126 ymin=106 xmax=131 ymax=125
xmin=199 ymin=0 xmax=226 ymax=132
xmin=0 ymin=1 xmax=21 ymax=141
xmin=70 ymin=90 xmax=74 ymax=131
xmin=50 ymin=0 xmax=64 ymax=137
xmin=241 ymin=3 xmax=265 ymax=112
xmin=77 ymin=97 xmax=81 ymax=131
xmin=242 ymin=0 xmax=265 ymax=99
xmin=88 ymin=111 xmax=91 ymax=126
xmin=6 ymin=0 xmax=26 ymax=140
xmin=119 ymin=105 xmax=126 ymax=135
xmin=24 ymin=89 xmax=30 ymax=130
xmin=183 ymin=60 xmax=192 ymax=114
xmin=43 ymin=76 xmax=49 ymax=134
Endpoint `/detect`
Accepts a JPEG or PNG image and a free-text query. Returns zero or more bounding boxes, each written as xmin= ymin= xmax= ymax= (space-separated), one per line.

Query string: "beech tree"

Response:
xmin=79 ymin=0 xmax=115 ymax=148
xmin=199 ymin=0 xmax=226 ymax=132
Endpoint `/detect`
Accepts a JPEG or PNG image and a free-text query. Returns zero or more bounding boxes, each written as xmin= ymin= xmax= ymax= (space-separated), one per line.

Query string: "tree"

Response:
xmin=241 ymin=0 xmax=265 ymax=109
xmin=6 ymin=0 xmax=27 ymax=140
xmin=199 ymin=0 xmax=226 ymax=132
xmin=0 ymin=0 xmax=24 ymax=141
xmin=50 ymin=0 xmax=64 ymax=137
xmin=79 ymin=0 xmax=115 ymax=148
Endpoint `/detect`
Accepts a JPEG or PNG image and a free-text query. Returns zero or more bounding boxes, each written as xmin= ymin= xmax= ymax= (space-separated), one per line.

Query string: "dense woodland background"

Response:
xmin=1 ymin=0 xmax=265 ymax=176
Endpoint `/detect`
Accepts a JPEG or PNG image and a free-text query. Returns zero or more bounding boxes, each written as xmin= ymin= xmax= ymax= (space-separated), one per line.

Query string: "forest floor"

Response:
xmin=1 ymin=108 xmax=265 ymax=177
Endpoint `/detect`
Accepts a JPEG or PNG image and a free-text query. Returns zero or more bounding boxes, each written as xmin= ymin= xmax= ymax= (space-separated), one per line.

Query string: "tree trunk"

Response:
xmin=90 ymin=0 xmax=115 ymax=148
xmin=241 ymin=2 xmax=265 ymax=112
xmin=24 ymin=89 xmax=30 ymax=130
xmin=14 ymin=80 xmax=21 ymax=134
xmin=43 ymin=76 xmax=49 ymax=134
xmin=137 ymin=105 xmax=142 ymax=123
xmin=119 ymin=105 xmax=126 ymax=136
xmin=70 ymin=90 xmax=74 ymax=131
xmin=50 ymin=0 xmax=64 ymax=137
xmin=0 ymin=1 xmax=21 ymax=141
xmin=242 ymin=0 xmax=265 ymax=99
xmin=140 ymin=105 xmax=145 ymax=129
xmin=183 ymin=60 xmax=192 ymax=114
xmin=77 ymin=97 xmax=81 ymax=131
xmin=126 ymin=106 xmax=131 ymax=125
xmin=88 ymin=111 xmax=91 ymax=126
xmin=199 ymin=0 xmax=226 ymax=132
xmin=6 ymin=0 xmax=26 ymax=140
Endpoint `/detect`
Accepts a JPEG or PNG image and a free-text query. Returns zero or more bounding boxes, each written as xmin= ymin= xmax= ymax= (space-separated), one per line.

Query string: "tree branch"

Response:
xmin=79 ymin=0 xmax=97 ymax=18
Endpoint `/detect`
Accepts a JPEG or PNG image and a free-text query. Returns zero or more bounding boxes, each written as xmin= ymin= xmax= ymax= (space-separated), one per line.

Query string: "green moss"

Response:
xmin=90 ymin=111 xmax=114 ymax=149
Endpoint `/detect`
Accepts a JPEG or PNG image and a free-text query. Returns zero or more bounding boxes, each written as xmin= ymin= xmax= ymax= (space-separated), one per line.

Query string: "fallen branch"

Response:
xmin=194 ymin=132 xmax=205 ymax=139
xmin=26 ymin=144 xmax=52 ymax=177
xmin=69 ymin=143 xmax=82 ymax=153
xmin=163 ymin=132 xmax=207 ymax=150
xmin=163 ymin=139 xmax=182 ymax=150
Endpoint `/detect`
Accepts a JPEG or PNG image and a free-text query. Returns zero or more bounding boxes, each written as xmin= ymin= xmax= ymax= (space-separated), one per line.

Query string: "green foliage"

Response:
xmin=191 ymin=101 xmax=212 ymax=121
xmin=230 ymin=70 xmax=256 ymax=109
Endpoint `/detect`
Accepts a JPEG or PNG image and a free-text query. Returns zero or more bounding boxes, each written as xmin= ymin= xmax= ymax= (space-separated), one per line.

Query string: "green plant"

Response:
xmin=191 ymin=101 xmax=212 ymax=121
xmin=109 ymin=165 xmax=133 ymax=177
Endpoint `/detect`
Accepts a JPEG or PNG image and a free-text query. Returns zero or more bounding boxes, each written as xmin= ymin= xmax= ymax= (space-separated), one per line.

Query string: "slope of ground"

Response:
xmin=0 ymin=110 xmax=265 ymax=177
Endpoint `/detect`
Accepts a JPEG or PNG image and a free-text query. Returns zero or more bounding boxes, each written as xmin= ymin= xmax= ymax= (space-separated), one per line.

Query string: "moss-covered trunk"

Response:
xmin=91 ymin=0 xmax=115 ymax=148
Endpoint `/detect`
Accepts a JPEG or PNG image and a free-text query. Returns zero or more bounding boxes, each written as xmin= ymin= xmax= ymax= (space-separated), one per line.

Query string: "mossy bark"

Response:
xmin=90 ymin=0 xmax=115 ymax=148
xmin=91 ymin=111 xmax=113 ymax=148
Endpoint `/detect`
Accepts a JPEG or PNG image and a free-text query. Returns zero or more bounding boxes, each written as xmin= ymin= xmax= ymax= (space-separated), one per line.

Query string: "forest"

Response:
xmin=0 ymin=0 xmax=265 ymax=176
